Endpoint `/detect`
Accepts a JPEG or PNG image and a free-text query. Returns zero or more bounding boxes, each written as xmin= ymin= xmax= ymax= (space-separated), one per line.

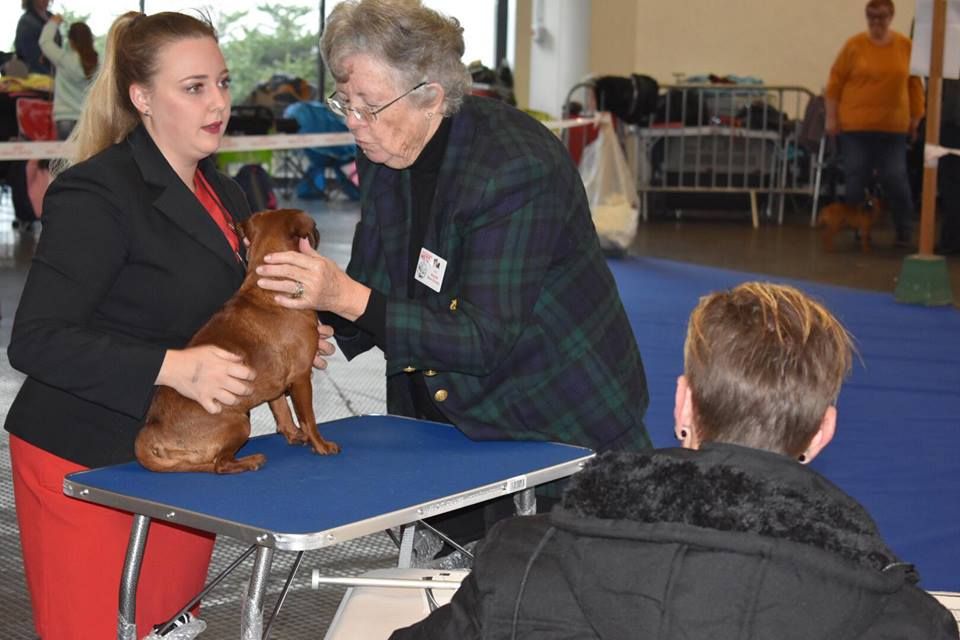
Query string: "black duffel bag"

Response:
xmin=593 ymin=74 xmax=659 ymax=125
xmin=226 ymin=105 xmax=274 ymax=135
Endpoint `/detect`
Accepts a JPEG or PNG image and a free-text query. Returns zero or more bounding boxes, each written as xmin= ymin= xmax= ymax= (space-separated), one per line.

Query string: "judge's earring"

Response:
xmin=677 ymin=429 xmax=688 ymax=440
xmin=426 ymin=111 xmax=433 ymax=120
xmin=798 ymin=453 xmax=807 ymax=463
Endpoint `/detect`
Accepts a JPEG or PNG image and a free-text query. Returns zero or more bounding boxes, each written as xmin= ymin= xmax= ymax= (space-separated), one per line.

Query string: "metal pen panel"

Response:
xmin=625 ymin=84 xmax=821 ymax=227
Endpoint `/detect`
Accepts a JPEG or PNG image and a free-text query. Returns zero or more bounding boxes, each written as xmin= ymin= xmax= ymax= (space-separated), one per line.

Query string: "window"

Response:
xmin=2 ymin=1 xmax=503 ymax=104
xmin=423 ymin=1 xmax=497 ymax=70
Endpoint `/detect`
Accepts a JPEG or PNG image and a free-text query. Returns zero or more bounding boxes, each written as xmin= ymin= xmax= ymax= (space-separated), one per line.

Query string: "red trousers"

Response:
xmin=10 ymin=435 xmax=216 ymax=640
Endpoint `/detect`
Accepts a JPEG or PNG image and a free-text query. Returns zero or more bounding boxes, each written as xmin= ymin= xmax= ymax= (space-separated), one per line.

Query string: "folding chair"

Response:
xmin=796 ymin=95 xmax=842 ymax=226
xmin=317 ymin=568 xmax=469 ymax=639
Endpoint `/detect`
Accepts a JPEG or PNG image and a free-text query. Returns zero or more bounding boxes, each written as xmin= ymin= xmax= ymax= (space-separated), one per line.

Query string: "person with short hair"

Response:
xmin=4 ymin=11 xmax=272 ymax=638
xmin=38 ymin=15 xmax=98 ymax=140
xmin=391 ymin=282 xmax=957 ymax=640
xmin=825 ymin=0 xmax=924 ymax=247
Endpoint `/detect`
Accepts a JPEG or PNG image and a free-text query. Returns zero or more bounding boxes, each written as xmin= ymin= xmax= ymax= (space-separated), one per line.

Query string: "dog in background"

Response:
xmin=818 ymin=190 xmax=885 ymax=253
xmin=135 ymin=209 xmax=339 ymax=473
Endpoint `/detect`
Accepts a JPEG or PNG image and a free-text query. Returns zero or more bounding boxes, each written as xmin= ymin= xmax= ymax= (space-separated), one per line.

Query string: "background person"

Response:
xmin=14 ymin=0 xmax=56 ymax=75
xmin=4 ymin=11 xmax=259 ymax=639
xmin=825 ymin=0 xmax=924 ymax=247
xmin=38 ymin=14 xmax=97 ymax=140
xmin=391 ymin=282 xmax=958 ymax=640
xmin=256 ymin=0 xmax=651 ymax=546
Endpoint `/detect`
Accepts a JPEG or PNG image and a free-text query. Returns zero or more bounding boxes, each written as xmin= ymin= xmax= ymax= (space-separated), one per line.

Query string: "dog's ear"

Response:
xmin=290 ymin=211 xmax=319 ymax=249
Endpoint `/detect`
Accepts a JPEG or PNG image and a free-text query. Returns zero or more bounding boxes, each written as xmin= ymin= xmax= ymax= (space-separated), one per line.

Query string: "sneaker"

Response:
xmin=145 ymin=612 xmax=207 ymax=639
xmin=428 ymin=541 xmax=477 ymax=570
xmin=411 ymin=528 xmax=445 ymax=567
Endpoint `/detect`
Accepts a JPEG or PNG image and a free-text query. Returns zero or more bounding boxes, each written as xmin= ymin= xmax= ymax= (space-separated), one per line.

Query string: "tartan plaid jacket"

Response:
xmin=337 ymin=95 xmax=650 ymax=453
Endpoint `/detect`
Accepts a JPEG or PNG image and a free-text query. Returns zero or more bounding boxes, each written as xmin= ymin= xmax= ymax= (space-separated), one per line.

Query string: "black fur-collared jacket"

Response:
xmin=392 ymin=443 xmax=957 ymax=640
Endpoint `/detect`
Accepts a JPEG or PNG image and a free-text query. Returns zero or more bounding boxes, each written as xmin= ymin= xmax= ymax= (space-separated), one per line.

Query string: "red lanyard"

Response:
xmin=194 ymin=171 xmax=241 ymax=257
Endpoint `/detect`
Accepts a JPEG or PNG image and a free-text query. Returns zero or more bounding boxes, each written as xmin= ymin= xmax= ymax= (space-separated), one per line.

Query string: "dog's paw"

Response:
xmin=215 ymin=453 xmax=267 ymax=473
xmin=313 ymin=439 xmax=340 ymax=455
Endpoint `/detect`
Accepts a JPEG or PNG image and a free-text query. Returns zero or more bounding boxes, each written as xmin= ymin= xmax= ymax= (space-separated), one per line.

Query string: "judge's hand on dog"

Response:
xmin=313 ymin=322 xmax=337 ymax=370
xmin=155 ymin=346 xmax=256 ymax=415
xmin=242 ymin=236 xmax=339 ymax=371
xmin=255 ymin=237 xmax=372 ymax=323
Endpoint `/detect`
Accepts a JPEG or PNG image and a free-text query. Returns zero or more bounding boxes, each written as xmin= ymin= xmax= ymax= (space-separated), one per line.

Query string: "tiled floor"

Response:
xmin=0 ymin=185 xmax=957 ymax=638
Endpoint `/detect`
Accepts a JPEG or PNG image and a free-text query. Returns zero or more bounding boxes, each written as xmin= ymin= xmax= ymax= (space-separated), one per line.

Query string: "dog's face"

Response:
xmin=238 ymin=209 xmax=319 ymax=267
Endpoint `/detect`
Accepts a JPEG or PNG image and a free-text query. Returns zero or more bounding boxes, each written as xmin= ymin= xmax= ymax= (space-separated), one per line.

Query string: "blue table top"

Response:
xmin=64 ymin=415 xmax=593 ymax=550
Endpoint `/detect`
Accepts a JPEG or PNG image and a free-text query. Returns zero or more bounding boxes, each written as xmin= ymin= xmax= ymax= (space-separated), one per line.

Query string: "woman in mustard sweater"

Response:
xmin=825 ymin=0 xmax=924 ymax=246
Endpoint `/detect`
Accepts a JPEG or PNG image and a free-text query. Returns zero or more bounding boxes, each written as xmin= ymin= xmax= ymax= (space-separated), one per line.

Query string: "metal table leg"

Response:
xmin=262 ymin=550 xmax=304 ymax=640
xmin=118 ymin=514 xmax=151 ymax=640
xmin=513 ymin=488 xmax=537 ymax=516
xmin=241 ymin=546 xmax=274 ymax=640
xmin=397 ymin=523 xmax=416 ymax=568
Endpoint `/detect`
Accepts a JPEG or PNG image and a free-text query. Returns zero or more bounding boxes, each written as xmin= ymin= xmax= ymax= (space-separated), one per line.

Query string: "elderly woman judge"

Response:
xmin=257 ymin=0 xmax=650 ymax=525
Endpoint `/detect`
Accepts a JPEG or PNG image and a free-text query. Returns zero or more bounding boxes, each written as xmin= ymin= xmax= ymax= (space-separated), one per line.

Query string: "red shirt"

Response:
xmin=193 ymin=170 xmax=240 ymax=255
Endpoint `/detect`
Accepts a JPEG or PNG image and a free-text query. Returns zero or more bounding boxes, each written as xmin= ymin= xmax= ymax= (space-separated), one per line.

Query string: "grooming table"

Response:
xmin=63 ymin=415 xmax=594 ymax=639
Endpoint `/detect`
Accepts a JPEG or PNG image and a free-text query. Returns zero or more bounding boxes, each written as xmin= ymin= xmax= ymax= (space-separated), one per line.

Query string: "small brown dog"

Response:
xmin=818 ymin=194 xmax=885 ymax=253
xmin=135 ymin=209 xmax=339 ymax=473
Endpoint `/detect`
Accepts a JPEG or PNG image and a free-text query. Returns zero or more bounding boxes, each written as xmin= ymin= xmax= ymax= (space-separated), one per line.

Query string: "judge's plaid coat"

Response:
xmin=337 ymin=96 xmax=650 ymax=453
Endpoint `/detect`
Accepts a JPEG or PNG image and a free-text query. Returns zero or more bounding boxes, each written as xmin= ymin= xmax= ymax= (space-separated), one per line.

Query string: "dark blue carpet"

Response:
xmin=609 ymin=256 xmax=960 ymax=591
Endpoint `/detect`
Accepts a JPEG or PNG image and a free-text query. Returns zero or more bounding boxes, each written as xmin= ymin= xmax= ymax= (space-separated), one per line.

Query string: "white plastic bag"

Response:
xmin=578 ymin=113 xmax=639 ymax=252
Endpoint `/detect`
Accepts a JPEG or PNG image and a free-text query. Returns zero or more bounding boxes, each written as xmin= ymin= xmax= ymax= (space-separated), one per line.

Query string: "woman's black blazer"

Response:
xmin=5 ymin=125 xmax=252 ymax=467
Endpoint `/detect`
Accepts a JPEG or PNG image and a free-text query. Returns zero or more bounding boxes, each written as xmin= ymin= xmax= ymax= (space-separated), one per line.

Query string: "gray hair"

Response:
xmin=321 ymin=0 xmax=471 ymax=115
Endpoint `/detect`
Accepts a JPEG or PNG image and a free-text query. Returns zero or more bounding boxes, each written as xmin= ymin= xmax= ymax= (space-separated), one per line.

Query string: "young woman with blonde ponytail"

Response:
xmin=5 ymin=11 xmax=269 ymax=638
